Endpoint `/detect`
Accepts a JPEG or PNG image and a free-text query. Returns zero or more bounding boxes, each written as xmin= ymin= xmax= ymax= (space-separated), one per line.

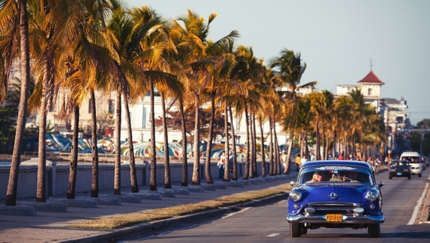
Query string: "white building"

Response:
xmin=336 ymin=70 xmax=409 ymax=133
xmin=116 ymin=95 xmax=288 ymax=146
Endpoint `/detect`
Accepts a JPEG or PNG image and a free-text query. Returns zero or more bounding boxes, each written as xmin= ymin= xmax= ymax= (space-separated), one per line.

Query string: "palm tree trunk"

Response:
xmin=269 ymin=117 xmax=274 ymax=176
xmin=332 ymin=133 xmax=336 ymax=159
xmin=179 ymin=99 xmax=188 ymax=187
xmin=223 ymin=105 xmax=230 ymax=181
xmin=251 ymin=113 xmax=258 ymax=177
xmin=305 ymin=131 xmax=310 ymax=159
xmin=352 ymin=133 xmax=356 ymax=158
xmin=243 ymin=105 xmax=250 ymax=180
xmin=192 ymin=94 xmax=201 ymax=185
xmin=315 ymin=121 xmax=320 ymax=160
xmin=90 ymin=90 xmax=99 ymax=197
xmin=36 ymin=60 xmax=49 ymax=202
xmin=229 ymin=106 xmax=238 ymax=180
xmin=5 ymin=0 xmax=31 ymax=206
xmin=259 ymin=116 xmax=266 ymax=177
xmin=274 ymin=120 xmax=280 ymax=175
xmin=123 ymin=93 xmax=138 ymax=193
xmin=205 ymin=94 xmax=215 ymax=184
xmin=249 ymin=111 xmax=255 ymax=178
xmin=114 ymin=92 xmax=121 ymax=195
xmin=285 ymin=134 xmax=294 ymax=174
xmin=67 ymin=105 xmax=79 ymax=199
xmin=149 ymin=78 xmax=157 ymax=191
xmin=161 ymin=93 xmax=171 ymax=189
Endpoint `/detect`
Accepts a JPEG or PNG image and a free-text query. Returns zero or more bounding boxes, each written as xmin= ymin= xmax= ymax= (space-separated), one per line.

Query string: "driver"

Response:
xmin=310 ymin=172 xmax=323 ymax=182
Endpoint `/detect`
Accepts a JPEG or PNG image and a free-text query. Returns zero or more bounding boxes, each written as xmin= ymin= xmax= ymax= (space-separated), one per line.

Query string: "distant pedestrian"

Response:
xmin=300 ymin=155 xmax=308 ymax=167
xmin=217 ymin=151 xmax=226 ymax=179
xmin=310 ymin=152 xmax=315 ymax=161
xmin=295 ymin=154 xmax=301 ymax=172
xmin=228 ymin=151 xmax=234 ymax=173
xmin=281 ymin=151 xmax=288 ymax=173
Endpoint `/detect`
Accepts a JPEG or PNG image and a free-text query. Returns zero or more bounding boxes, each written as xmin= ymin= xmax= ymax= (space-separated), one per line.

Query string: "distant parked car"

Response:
xmin=388 ymin=160 xmax=411 ymax=180
xmin=287 ymin=160 xmax=384 ymax=238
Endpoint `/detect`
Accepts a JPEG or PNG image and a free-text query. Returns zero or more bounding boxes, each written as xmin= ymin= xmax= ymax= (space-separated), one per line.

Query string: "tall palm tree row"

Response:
xmin=0 ymin=2 xmax=389 ymax=207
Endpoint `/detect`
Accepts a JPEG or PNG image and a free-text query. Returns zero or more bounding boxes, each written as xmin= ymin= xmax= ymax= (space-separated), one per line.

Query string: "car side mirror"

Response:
xmin=378 ymin=181 xmax=384 ymax=188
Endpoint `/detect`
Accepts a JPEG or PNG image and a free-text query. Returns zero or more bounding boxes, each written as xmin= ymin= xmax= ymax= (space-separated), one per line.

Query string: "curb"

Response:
xmin=419 ymin=182 xmax=430 ymax=224
xmin=60 ymin=192 xmax=289 ymax=243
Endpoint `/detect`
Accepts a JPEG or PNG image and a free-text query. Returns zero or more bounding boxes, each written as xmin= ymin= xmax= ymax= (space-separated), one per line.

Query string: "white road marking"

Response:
xmin=222 ymin=207 xmax=251 ymax=219
xmin=267 ymin=233 xmax=280 ymax=237
xmin=408 ymin=182 xmax=429 ymax=225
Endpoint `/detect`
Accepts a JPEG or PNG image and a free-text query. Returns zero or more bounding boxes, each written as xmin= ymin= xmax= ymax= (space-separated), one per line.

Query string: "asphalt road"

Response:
xmin=118 ymin=169 xmax=430 ymax=243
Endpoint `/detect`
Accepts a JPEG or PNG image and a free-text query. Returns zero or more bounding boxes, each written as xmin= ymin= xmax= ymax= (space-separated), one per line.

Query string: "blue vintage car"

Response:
xmin=286 ymin=160 xmax=384 ymax=238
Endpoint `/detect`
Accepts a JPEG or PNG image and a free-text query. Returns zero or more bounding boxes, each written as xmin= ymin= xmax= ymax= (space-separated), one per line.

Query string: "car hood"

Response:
xmin=303 ymin=184 xmax=368 ymax=203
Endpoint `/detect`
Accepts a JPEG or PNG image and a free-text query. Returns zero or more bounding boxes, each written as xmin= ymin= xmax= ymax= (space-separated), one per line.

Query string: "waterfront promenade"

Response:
xmin=0 ymin=173 xmax=296 ymax=243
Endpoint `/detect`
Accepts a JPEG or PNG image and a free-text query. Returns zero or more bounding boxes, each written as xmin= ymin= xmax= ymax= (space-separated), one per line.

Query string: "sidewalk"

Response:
xmin=0 ymin=174 xmax=297 ymax=243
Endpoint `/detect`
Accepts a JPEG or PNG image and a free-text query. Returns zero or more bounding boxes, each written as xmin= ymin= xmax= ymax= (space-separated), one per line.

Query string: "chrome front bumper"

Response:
xmin=286 ymin=214 xmax=384 ymax=224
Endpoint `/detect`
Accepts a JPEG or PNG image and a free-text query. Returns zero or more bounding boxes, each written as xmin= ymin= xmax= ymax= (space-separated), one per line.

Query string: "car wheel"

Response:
xmin=290 ymin=223 xmax=302 ymax=237
xmin=368 ymin=223 xmax=380 ymax=238
xmin=301 ymin=226 xmax=308 ymax=235
xmin=419 ymin=174 xmax=422 ymax=178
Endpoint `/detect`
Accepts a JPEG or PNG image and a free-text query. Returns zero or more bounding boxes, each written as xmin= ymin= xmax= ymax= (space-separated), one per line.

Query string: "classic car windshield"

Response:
xmin=299 ymin=166 xmax=373 ymax=185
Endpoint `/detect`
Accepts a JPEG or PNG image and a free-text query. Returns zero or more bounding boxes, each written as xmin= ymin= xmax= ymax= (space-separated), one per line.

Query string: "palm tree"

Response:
xmin=109 ymin=6 xmax=184 ymax=191
xmin=334 ymin=95 xmax=355 ymax=156
xmin=85 ymin=0 xmax=120 ymax=198
xmin=270 ymin=49 xmax=316 ymax=173
xmin=0 ymin=0 xmax=32 ymax=206
xmin=227 ymin=45 xmax=266 ymax=178
xmin=26 ymin=0 xmax=75 ymax=202
xmin=206 ymin=44 xmax=236 ymax=183
xmin=172 ymin=10 xmax=238 ymax=185
xmin=306 ymin=91 xmax=333 ymax=160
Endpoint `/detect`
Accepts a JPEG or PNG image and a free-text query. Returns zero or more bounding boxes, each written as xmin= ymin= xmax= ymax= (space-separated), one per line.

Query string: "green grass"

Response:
xmin=70 ymin=184 xmax=292 ymax=230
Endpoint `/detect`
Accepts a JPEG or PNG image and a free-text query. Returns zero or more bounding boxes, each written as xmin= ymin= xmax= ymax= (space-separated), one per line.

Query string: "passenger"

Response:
xmin=310 ymin=172 xmax=322 ymax=182
xmin=345 ymin=171 xmax=358 ymax=181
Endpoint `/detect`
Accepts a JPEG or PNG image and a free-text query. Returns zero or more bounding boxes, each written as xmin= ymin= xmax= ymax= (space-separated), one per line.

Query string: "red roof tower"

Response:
xmin=357 ymin=71 xmax=385 ymax=85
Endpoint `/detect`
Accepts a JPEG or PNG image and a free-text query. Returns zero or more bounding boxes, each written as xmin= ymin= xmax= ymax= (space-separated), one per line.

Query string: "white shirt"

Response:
xmin=301 ymin=157 xmax=307 ymax=165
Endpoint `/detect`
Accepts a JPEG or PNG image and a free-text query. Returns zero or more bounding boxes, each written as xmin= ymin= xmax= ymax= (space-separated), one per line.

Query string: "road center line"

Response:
xmin=222 ymin=207 xmax=251 ymax=219
xmin=408 ymin=182 xmax=429 ymax=225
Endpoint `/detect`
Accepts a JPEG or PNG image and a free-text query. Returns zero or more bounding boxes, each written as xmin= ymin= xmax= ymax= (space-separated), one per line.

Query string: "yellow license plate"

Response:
xmin=326 ymin=214 xmax=343 ymax=222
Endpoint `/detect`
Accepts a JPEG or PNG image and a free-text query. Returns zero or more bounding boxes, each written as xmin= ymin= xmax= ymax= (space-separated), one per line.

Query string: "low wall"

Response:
xmin=0 ymin=158 xmax=273 ymax=200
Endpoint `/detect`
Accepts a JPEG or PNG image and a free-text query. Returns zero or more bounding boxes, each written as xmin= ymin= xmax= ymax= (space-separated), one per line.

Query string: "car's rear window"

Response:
xmin=299 ymin=166 xmax=373 ymax=185
xmin=402 ymin=157 xmax=420 ymax=163
xmin=390 ymin=161 xmax=409 ymax=166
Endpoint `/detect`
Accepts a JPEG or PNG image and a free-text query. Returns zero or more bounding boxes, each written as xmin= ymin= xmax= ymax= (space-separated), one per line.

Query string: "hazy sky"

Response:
xmin=127 ymin=0 xmax=430 ymax=125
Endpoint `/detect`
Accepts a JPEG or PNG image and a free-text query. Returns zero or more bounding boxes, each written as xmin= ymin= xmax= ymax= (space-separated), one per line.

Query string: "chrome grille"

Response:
xmin=307 ymin=202 xmax=360 ymax=215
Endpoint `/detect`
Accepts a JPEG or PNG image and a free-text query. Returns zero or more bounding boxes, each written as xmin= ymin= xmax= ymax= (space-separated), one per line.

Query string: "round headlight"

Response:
xmin=365 ymin=189 xmax=379 ymax=202
xmin=289 ymin=190 xmax=302 ymax=202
